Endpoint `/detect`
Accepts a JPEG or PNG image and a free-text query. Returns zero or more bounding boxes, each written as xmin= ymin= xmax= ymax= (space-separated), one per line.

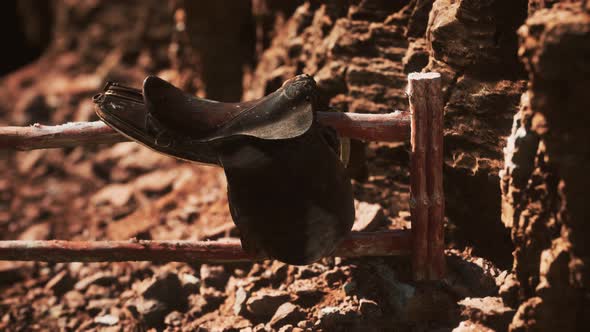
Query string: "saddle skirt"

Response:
xmin=93 ymin=74 xmax=355 ymax=264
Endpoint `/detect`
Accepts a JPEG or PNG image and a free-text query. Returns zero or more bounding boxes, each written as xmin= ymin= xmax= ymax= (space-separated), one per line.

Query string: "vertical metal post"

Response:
xmin=408 ymin=73 xmax=429 ymax=281
xmin=425 ymin=73 xmax=445 ymax=280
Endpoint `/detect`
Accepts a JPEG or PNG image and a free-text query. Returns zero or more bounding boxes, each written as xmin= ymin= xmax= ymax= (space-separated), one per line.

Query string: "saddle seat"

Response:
xmin=143 ymin=75 xmax=316 ymax=142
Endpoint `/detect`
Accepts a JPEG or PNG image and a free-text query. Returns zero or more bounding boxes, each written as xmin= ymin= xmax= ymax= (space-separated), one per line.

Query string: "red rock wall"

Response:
xmin=501 ymin=2 xmax=590 ymax=331
xmin=425 ymin=0 xmax=528 ymax=264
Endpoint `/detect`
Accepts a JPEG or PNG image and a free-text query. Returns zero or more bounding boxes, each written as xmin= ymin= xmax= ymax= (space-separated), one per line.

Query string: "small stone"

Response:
xmin=495 ymin=270 xmax=509 ymax=287
xmin=247 ymin=289 xmax=291 ymax=317
xmin=289 ymin=280 xmax=324 ymax=307
xmin=164 ymin=310 xmax=183 ymax=327
xmin=74 ymin=272 xmax=117 ymax=291
xmin=18 ymin=222 xmax=51 ymax=240
xmin=139 ymin=270 xmax=185 ymax=307
xmin=200 ymin=286 xmax=226 ymax=302
xmin=87 ymin=298 xmax=118 ymax=314
xmin=127 ymin=270 xmax=189 ymax=327
xmin=63 ymin=290 xmax=86 ymax=309
xmin=128 ymin=297 xmax=168 ymax=327
xmin=77 ymin=319 xmax=95 ymax=331
xmin=296 ymin=320 xmax=311 ymax=329
xmin=78 ymin=318 xmax=100 ymax=331
xmin=200 ymin=264 xmax=230 ymax=290
xmin=45 ymin=270 xmax=74 ymax=296
xmin=133 ymin=169 xmax=178 ymax=193
xmin=0 ymin=261 xmax=27 ymax=283
xmin=234 ymin=287 xmax=249 ymax=316
xmin=317 ymin=303 xmax=358 ymax=328
xmin=458 ymin=297 xmax=514 ymax=331
xmin=85 ymin=284 xmax=111 ymax=298
xmin=352 ymin=201 xmax=384 ymax=231
xmin=359 ymin=299 xmax=381 ymax=318
xmin=319 ymin=306 xmax=339 ymax=318
xmin=49 ymin=304 xmax=64 ymax=318
xmin=180 ymin=273 xmax=200 ymax=294
xmin=197 ymin=286 xmax=226 ymax=314
xmin=269 ymin=303 xmax=305 ymax=329
xmin=252 ymin=323 xmax=269 ymax=332
xmin=67 ymin=317 xmax=80 ymax=330
xmin=270 ymin=261 xmax=289 ymax=283
xmin=278 ymin=324 xmax=293 ymax=332
xmin=241 ymin=275 xmax=269 ymax=292
xmin=323 ymin=268 xmax=346 ymax=285
xmin=295 ymin=264 xmax=327 ymax=279
xmin=94 ymin=314 xmax=119 ymax=326
xmin=92 ymin=184 xmax=133 ymax=207
xmin=57 ymin=317 xmax=68 ymax=329
xmin=499 ymin=273 xmax=519 ymax=308
xmin=248 ymin=263 xmax=266 ymax=277
xmin=67 ymin=262 xmax=83 ymax=276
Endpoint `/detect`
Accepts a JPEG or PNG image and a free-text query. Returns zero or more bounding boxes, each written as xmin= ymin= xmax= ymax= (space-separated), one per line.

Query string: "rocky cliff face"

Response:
xmin=425 ymin=0 xmax=528 ymax=265
xmin=245 ymin=1 xmax=411 ymax=113
xmin=501 ymin=2 xmax=590 ymax=331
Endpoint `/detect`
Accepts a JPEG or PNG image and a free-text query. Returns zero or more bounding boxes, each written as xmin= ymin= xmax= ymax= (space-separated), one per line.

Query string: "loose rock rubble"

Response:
xmin=458 ymin=297 xmax=514 ymax=331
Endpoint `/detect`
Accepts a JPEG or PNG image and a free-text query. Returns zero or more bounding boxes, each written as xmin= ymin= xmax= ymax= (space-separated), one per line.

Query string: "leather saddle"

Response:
xmin=93 ymin=74 xmax=355 ymax=265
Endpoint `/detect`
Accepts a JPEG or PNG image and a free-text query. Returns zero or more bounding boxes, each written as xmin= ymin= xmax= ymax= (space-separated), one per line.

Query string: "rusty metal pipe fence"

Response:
xmin=0 ymin=72 xmax=444 ymax=280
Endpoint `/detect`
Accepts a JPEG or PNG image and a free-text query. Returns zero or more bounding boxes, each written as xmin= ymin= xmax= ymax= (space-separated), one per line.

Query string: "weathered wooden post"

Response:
xmin=408 ymin=73 xmax=430 ymax=280
xmin=425 ymin=73 xmax=445 ymax=280
xmin=408 ymin=72 xmax=445 ymax=280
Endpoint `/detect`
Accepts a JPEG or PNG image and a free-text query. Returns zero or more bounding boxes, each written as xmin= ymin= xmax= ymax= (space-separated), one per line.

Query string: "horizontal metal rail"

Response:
xmin=0 ymin=230 xmax=410 ymax=263
xmin=0 ymin=111 xmax=410 ymax=152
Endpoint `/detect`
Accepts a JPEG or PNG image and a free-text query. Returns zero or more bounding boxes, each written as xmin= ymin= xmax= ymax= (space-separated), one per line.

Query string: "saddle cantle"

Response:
xmin=93 ymin=74 xmax=355 ymax=264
